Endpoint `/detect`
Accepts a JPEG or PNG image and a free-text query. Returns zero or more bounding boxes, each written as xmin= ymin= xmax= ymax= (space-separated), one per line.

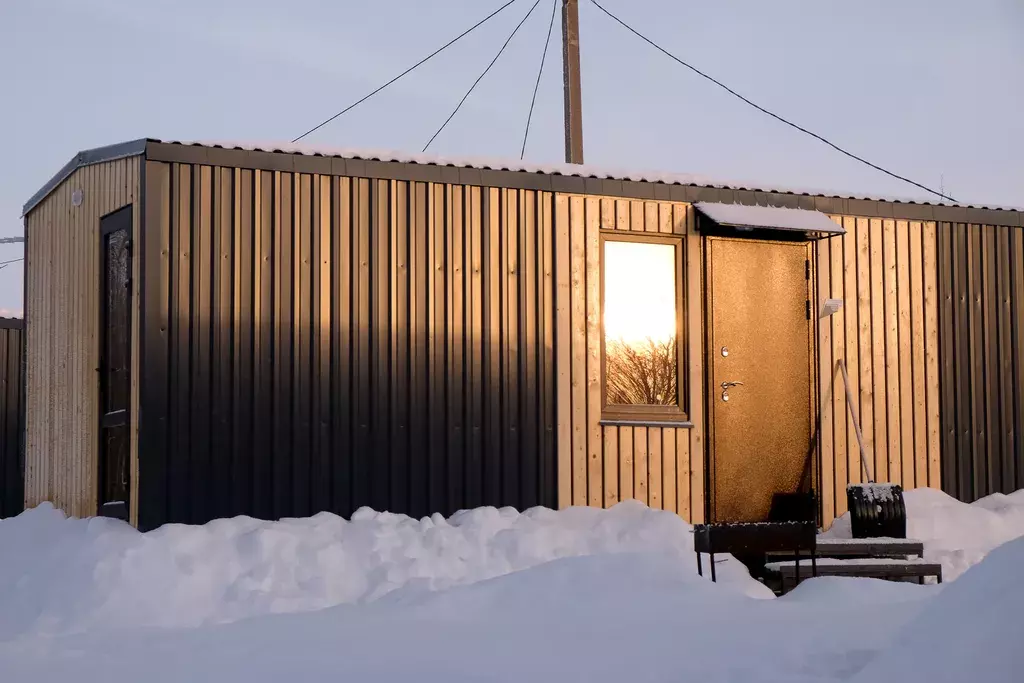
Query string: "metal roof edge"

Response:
xmin=22 ymin=139 xmax=151 ymax=217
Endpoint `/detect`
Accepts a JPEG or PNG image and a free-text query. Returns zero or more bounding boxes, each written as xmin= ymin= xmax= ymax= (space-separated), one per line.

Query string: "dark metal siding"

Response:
xmin=138 ymin=162 xmax=557 ymax=529
xmin=0 ymin=319 xmax=25 ymax=518
xmin=938 ymin=223 xmax=1024 ymax=501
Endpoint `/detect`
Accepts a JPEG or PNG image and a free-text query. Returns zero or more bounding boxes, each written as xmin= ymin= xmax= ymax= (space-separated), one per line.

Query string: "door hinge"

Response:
xmin=806 ymin=300 xmax=811 ymax=320
xmin=805 ymin=260 xmax=811 ymax=280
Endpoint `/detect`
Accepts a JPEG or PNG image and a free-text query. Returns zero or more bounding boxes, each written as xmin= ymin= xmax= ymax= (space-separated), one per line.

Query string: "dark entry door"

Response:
xmin=706 ymin=236 xmax=814 ymax=522
xmin=99 ymin=206 xmax=132 ymax=518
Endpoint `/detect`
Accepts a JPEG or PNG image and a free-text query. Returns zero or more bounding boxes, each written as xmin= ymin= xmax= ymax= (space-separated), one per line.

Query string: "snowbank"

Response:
xmin=0 ymin=500 xmax=767 ymax=639
xmin=0 ymin=551 xmax=936 ymax=683
xmin=824 ymin=487 xmax=1024 ymax=580
xmin=2 ymin=489 xmax=1023 ymax=682
xmin=851 ymin=534 xmax=1024 ymax=683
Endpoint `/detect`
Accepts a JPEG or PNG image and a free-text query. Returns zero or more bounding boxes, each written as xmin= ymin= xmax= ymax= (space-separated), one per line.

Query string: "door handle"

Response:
xmin=721 ymin=381 xmax=744 ymax=389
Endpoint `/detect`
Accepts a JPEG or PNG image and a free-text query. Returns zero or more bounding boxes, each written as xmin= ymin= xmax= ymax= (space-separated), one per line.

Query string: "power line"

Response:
xmin=0 ymin=257 xmax=24 ymax=271
xmin=588 ymin=0 xmax=956 ymax=202
xmin=423 ymin=0 xmax=543 ymax=153
xmin=521 ymin=0 xmax=559 ymax=159
xmin=291 ymin=0 xmax=519 ymax=143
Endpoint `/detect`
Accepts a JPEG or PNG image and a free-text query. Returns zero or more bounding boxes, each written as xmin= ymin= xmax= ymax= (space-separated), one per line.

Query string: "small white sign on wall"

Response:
xmin=819 ymin=298 xmax=843 ymax=319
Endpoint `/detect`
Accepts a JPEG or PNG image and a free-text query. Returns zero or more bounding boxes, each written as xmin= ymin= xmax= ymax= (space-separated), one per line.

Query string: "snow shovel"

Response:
xmin=836 ymin=359 xmax=907 ymax=539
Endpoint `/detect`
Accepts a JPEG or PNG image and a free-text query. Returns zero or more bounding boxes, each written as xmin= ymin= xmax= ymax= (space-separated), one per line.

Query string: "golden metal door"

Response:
xmin=706 ymin=237 xmax=814 ymax=522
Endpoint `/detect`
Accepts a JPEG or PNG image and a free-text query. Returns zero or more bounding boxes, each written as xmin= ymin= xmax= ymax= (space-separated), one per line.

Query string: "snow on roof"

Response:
xmin=166 ymin=139 xmax=1024 ymax=212
xmin=694 ymin=201 xmax=845 ymax=234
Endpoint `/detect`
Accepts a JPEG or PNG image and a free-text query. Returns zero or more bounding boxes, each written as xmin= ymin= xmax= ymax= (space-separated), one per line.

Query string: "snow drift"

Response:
xmin=0 ymin=500 xmax=766 ymax=639
xmin=851 ymin=534 xmax=1024 ymax=683
xmin=0 ymin=486 xmax=1023 ymax=682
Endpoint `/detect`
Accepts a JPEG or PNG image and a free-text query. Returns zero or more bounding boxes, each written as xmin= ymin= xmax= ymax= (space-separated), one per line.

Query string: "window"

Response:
xmin=601 ymin=233 xmax=686 ymax=423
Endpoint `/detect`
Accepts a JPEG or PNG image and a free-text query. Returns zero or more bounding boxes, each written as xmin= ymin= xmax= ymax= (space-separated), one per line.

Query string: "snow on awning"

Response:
xmin=694 ymin=202 xmax=845 ymax=239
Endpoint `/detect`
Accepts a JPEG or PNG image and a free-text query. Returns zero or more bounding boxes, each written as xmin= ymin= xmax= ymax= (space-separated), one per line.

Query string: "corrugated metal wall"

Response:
xmin=0 ymin=319 xmax=25 ymax=518
xmin=938 ymin=223 xmax=1024 ymax=501
xmin=139 ymin=162 xmax=557 ymax=529
xmin=558 ymin=196 xmax=705 ymax=523
xmin=23 ymin=157 xmax=142 ymax=522
xmin=815 ymin=217 xmax=941 ymax=524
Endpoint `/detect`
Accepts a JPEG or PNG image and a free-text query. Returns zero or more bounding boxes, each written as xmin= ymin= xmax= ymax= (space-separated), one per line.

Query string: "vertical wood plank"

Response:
xmin=685 ymin=206 xmax=704 ymax=523
xmin=569 ymin=196 xmax=587 ymax=505
xmin=619 ymin=425 xmax=634 ymax=500
xmin=867 ymin=219 xmax=889 ymax=486
xmin=883 ymin=219 xmax=902 ymax=485
xmin=922 ymin=222 xmax=941 ymax=488
xmin=855 ymin=218 xmax=874 ymax=485
xmin=634 ymin=425 xmax=648 ymax=505
xmin=648 ymin=427 xmax=662 ymax=509
xmin=910 ymin=222 xmax=928 ymax=489
xmin=603 ymin=427 xmax=618 ymax=507
xmin=585 ymin=197 xmax=602 ymax=507
xmin=842 ymin=217 xmax=860 ymax=489
xmin=817 ymin=237 xmax=835 ymax=525
xmin=830 ymin=228 xmax=848 ymax=513
xmin=662 ymin=427 xmax=677 ymax=514
xmin=555 ymin=194 xmax=572 ymax=508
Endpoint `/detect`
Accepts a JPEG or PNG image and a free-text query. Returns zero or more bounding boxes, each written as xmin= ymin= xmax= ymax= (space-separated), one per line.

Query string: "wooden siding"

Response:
xmin=557 ymin=196 xmax=704 ymax=523
xmin=815 ymin=218 xmax=941 ymax=523
xmin=23 ymin=157 xmax=142 ymax=523
xmin=938 ymin=223 xmax=1024 ymax=501
xmin=139 ymin=162 xmax=557 ymax=529
xmin=0 ymin=320 xmax=25 ymax=518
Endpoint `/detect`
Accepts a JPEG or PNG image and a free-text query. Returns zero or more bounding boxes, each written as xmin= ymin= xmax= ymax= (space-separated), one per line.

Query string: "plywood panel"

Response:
xmin=24 ymin=156 xmax=142 ymax=520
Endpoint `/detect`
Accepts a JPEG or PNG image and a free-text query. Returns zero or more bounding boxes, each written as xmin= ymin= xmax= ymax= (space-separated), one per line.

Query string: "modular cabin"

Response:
xmin=16 ymin=139 xmax=1024 ymax=530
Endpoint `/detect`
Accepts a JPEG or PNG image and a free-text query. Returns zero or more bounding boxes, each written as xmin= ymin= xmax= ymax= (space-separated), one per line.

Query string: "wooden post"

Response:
xmin=561 ymin=0 xmax=584 ymax=164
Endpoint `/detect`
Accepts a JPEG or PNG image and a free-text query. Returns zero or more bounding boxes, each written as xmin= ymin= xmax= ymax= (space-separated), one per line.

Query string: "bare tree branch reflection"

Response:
xmin=606 ymin=336 xmax=677 ymax=405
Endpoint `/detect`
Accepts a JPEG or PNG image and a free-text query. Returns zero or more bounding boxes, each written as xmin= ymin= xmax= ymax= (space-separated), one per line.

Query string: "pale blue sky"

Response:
xmin=2 ymin=0 xmax=1022 ymax=312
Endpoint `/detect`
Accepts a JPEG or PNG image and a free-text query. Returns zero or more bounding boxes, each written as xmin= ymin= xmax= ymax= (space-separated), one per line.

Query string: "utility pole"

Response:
xmin=561 ymin=0 xmax=584 ymax=164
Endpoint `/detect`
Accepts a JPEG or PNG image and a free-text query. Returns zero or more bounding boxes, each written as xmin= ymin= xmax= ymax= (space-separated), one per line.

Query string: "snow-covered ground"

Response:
xmin=0 ymin=487 xmax=1022 ymax=682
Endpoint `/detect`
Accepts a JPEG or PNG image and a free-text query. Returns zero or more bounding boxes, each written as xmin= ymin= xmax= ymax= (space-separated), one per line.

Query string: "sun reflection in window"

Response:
xmin=604 ymin=240 xmax=677 ymax=406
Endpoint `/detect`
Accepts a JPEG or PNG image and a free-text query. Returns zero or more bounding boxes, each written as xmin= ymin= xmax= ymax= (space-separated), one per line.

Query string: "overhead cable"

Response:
xmin=423 ymin=0 xmax=542 ymax=152
xmin=520 ymin=0 xmax=559 ymax=159
xmin=292 ymin=0 xmax=519 ymax=143
xmin=588 ymin=0 xmax=956 ymax=202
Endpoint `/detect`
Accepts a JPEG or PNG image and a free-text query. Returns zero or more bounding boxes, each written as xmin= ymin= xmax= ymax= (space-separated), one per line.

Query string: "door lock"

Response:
xmin=721 ymin=380 xmax=744 ymax=402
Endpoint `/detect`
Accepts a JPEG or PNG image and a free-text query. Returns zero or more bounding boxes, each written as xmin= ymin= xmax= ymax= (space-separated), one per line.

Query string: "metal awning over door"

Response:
xmin=695 ymin=202 xmax=846 ymax=240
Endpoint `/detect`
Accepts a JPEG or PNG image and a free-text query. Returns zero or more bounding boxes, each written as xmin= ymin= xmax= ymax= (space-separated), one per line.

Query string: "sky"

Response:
xmin=1 ymin=0 xmax=1022 ymax=313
